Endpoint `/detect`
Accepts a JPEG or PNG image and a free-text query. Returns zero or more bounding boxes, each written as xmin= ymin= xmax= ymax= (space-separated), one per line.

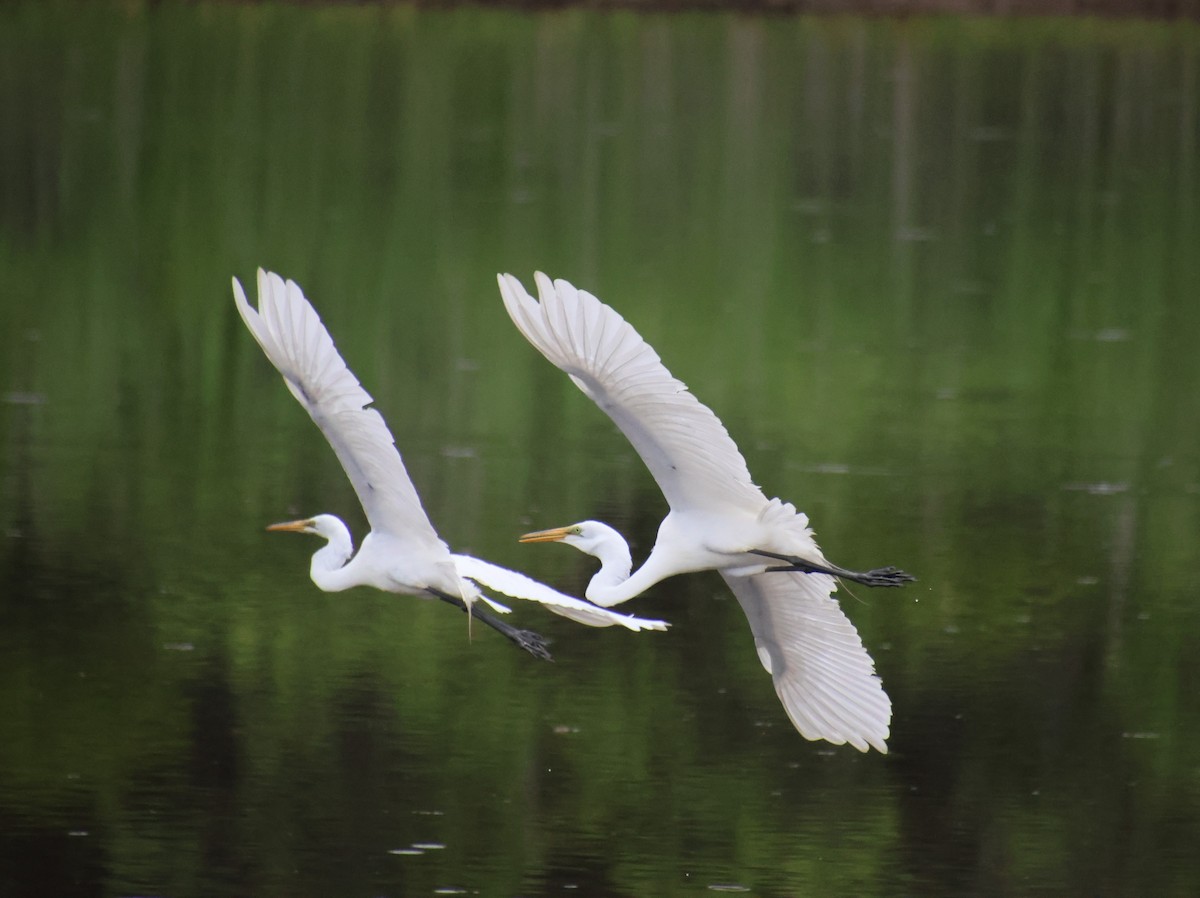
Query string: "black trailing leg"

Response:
xmin=749 ymin=550 xmax=916 ymax=587
xmin=430 ymin=589 xmax=553 ymax=661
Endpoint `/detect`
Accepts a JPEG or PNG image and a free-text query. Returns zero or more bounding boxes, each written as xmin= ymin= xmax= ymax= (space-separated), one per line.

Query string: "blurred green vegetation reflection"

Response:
xmin=1 ymin=4 xmax=1199 ymax=897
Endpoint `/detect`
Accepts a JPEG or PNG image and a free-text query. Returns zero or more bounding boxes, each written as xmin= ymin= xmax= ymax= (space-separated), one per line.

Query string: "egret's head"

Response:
xmin=266 ymin=514 xmax=342 ymax=541
xmin=519 ymin=520 xmax=619 ymax=555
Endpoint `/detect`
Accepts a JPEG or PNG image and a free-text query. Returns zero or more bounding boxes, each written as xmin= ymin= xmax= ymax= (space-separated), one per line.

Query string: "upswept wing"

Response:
xmin=452 ymin=555 xmax=670 ymax=632
xmin=498 ymin=273 xmax=765 ymax=515
xmin=233 ymin=269 xmax=450 ymax=560
xmin=720 ymin=569 xmax=890 ymax=753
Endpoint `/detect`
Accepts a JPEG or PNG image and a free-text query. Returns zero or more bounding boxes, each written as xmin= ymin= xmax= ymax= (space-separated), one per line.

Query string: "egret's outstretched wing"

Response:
xmin=234 ymin=269 xmax=449 ymax=559
xmin=720 ymin=570 xmax=890 ymax=753
xmin=498 ymin=273 xmax=765 ymax=515
xmin=452 ymin=555 xmax=669 ymax=632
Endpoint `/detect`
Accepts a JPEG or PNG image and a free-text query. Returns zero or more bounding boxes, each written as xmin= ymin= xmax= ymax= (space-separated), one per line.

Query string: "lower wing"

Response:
xmin=452 ymin=555 xmax=670 ymax=633
xmin=720 ymin=569 xmax=890 ymax=753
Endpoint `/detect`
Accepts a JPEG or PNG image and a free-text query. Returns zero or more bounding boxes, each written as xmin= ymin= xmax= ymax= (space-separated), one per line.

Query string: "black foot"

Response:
xmin=430 ymin=589 xmax=554 ymax=661
xmin=830 ymin=565 xmax=916 ymax=588
xmin=751 ymin=550 xmax=916 ymax=588
xmin=508 ymin=627 xmax=553 ymax=661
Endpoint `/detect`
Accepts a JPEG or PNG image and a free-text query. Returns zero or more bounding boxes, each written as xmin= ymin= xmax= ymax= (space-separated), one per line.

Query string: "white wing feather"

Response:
xmin=234 ymin=269 xmax=452 ymax=560
xmin=720 ymin=570 xmax=890 ymax=753
xmin=452 ymin=555 xmax=670 ymax=632
xmin=498 ymin=273 xmax=766 ymax=515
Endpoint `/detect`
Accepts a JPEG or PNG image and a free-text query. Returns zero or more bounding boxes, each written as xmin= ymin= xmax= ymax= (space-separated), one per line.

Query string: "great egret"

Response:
xmin=499 ymin=273 xmax=914 ymax=751
xmin=233 ymin=269 xmax=668 ymax=661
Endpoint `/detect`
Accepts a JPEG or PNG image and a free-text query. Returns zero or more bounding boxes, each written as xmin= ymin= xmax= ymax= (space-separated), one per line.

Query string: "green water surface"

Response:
xmin=1 ymin=5 xmax=1198 ymax=896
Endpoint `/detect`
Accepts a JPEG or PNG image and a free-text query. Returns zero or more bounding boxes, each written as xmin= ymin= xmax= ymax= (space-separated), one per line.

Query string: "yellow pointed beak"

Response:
xmin=519 ymin=526 xmax=572 ymax=544
xmin=266 ymin=518 xmax=313 ymax=533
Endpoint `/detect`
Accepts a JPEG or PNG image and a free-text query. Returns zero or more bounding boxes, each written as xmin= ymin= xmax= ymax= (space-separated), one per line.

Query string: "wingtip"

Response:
xmin=826 ymin=729 xmax=888 ymax=755
xmin=857 ymin=723 xmax=891 ymax=755
xmin=849 ymin=729 xmax=889 ymax=754
xmin=231 ymin=274 xmax=260 ymax=329
xmin=862 ymin=734 xmax=889 ymax=754
xmin=615 ymin=613 xmax=671 ymax=633
xmin=264 ymin=268 xmax=285 ymax=296
xmin=496 ymin=272 xmax=521 ymax=306
xmin=532 ymin=270 xmax=555 ymax=303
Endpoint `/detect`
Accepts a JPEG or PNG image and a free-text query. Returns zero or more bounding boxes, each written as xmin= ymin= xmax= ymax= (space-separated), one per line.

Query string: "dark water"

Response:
xmin=2 ymin=5 xmax=1199 ymax=897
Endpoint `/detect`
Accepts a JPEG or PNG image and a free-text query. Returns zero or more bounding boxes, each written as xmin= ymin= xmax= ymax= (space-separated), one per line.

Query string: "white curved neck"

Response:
xmin=309 ymin=518 xmax=358 ymax=592
xmin=583 ymin=536 xmax=632 ymax=601
xmin=584 ymin=529 xmax=677 ymax=608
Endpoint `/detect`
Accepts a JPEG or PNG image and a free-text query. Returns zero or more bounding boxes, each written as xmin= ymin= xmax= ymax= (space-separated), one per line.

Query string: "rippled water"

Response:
xmin=1 ymin=5 xmax=1199 ymax=896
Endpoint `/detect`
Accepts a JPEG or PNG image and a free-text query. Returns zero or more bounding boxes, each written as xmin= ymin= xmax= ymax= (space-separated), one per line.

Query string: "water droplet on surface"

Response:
xmin=1063 ymin=481 xmax=1129 ymax=495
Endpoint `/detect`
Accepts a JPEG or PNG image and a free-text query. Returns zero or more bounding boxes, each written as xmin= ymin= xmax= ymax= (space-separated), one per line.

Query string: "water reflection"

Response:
xmin=1 ymin=5 xmax=1199 ymax=897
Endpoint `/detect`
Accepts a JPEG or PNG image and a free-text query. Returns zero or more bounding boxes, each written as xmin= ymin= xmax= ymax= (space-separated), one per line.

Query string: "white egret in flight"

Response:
xmin=499 ymin=273 xmax=914 ymax=751
xmin=233 ymin=269 xmax=668 ymax=661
